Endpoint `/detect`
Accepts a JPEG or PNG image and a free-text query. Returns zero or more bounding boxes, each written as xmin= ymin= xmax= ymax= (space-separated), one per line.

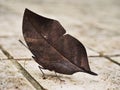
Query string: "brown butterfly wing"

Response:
xmin=23 ymin=8 xmax=97 ymax=75
xmin=53 ymin=34 xmax=91 ymax=71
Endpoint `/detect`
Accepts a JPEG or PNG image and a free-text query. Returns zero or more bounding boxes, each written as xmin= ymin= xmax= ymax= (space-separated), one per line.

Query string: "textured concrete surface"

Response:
xmin=0 ymin=0 xmax=120 ymax=90
xmin=0 ymin=60 xmax=36 ymax=90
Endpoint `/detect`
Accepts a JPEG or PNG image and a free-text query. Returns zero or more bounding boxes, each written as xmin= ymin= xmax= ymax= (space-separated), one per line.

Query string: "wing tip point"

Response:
xmin=88 ymin=71 xmax=98 ymax=76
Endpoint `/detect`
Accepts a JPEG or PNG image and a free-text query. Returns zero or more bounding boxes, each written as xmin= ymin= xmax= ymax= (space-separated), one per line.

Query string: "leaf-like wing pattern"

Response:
xmin=22 ymin=8 xmax=97 ymax=75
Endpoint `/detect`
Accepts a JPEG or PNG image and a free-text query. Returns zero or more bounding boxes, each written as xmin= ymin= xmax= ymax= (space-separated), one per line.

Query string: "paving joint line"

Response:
xmin=89 ymin=54 xmax=120 ymax=57
xmin=0 ymin=45 xmax=45 ymax=90
xmin=87 ymin=46 xmax=120 ymax=66
xmin=104 ymin=56 xmax=120 ymax=66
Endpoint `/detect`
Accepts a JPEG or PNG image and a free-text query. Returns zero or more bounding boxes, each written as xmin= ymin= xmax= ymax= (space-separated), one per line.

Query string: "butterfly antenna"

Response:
xmin=19 ymin=39 xmax=29 ymax=68
xmin=19 ymin=39 xmax=29 ymax=49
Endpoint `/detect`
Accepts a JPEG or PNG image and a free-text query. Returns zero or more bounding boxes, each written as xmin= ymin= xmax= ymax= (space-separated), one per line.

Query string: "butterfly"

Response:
xmin=22 ymin=8 xmax=97 ymax=78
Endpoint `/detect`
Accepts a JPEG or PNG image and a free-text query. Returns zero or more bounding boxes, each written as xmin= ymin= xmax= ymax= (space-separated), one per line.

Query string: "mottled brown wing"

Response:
xmin=53 ymin=34 xmax=90 ymax=71
xmin=22 ymin=8 xmax=97 ymax=75
xmin=22 ymin=12 xmax=83 ymax=74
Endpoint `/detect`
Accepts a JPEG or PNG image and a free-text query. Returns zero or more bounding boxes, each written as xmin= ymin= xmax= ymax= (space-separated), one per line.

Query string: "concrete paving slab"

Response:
xmin=0 ymin=60 xmax=36 ymax=90
xmin=18 ymin=57 xmax=120 ymax=90
xmin=0 ymin=38 xmax=33 ymax=59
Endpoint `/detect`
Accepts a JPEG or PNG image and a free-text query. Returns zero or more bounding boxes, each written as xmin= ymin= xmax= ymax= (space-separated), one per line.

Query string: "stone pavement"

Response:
xmin=0 ymin=0 xmax=120 ymax=90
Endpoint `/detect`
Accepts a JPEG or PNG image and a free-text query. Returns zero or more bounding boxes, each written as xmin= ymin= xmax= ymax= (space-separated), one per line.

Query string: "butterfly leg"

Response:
xmin=38 ymin=66 xmax=46 ymax=79
xmin=54 ymin=72 xmax=65 ymax=83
